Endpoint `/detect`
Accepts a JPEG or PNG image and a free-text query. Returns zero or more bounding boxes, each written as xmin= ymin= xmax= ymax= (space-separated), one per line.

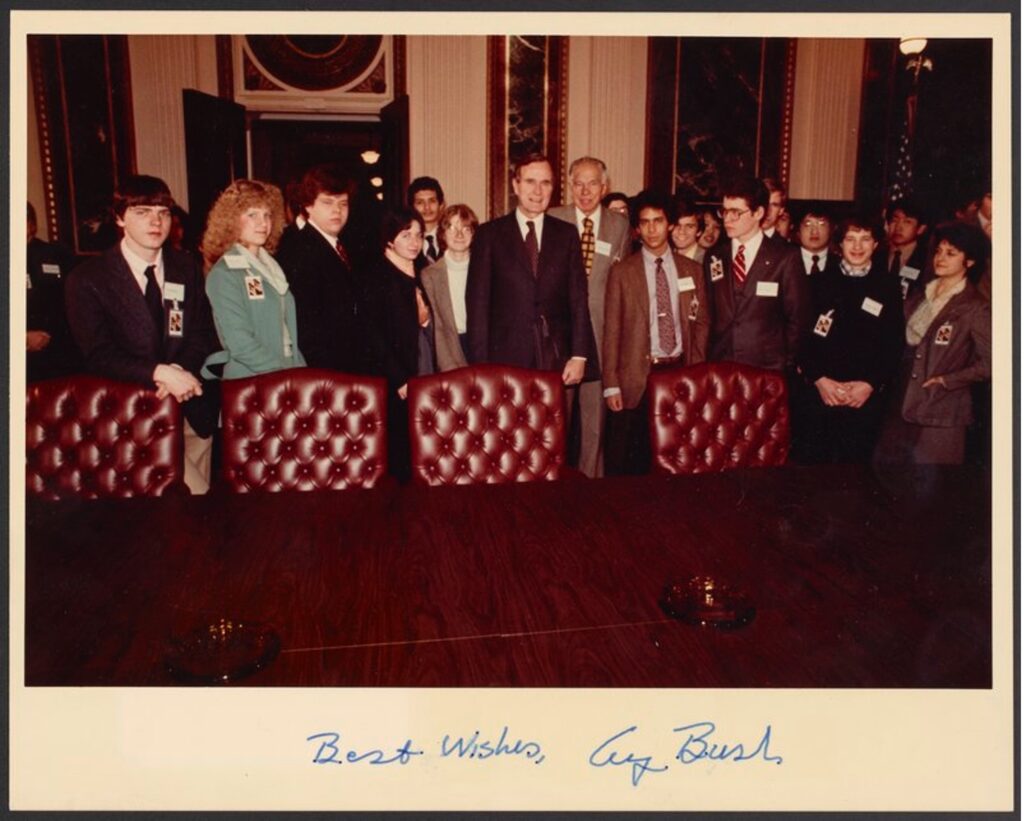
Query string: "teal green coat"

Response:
xmin=203 ymin=247 xmax=306 ymax=379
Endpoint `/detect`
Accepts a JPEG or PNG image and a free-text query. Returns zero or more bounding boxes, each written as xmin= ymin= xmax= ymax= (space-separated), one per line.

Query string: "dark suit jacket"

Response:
xmin=64 ymin=243 xmax=218 ymax=434
xmin=276 ymin=222 xmax=366 ymax=374
xmin=364 ymin=256 xmax=432 ymax=391
xmin=603 ymin=250 xmax=709 ymax=409
xmin=798 ymin=258 xmax=904 ymax=390
xmin=27 ymin=237 xmax=81 ymax=381
xmin=704 ymin=233 xmax=809 ymax=371
xmin=466 ymin=211 xmax=595 ymax=378
xmin=900 ymin=281 xmax=990 ymax=427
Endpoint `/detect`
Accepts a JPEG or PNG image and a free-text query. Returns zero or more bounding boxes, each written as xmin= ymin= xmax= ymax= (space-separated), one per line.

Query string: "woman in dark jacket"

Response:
xmin=874 ymin=221 xmax=991 ymax=465
xmin=365 ymin=208 xmax=433 ymax=480
xmin=793 ymin=216 xmax=904 ymax=463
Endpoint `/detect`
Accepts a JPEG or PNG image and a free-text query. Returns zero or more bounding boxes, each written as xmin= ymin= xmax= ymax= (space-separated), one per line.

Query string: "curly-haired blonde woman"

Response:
xmin=200 ymin=179 xmax=305 ymax=379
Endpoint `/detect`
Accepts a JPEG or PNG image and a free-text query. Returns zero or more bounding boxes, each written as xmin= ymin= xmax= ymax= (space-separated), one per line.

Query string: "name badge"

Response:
xmin=167 ymin=308 xmax=184 ymax=337
xmin=245 ymin=275 xmax=265 ymax=300
xmin=595 ymin=239 xmax=612 ymax=257
xmin=41 ymin=263 xmax=61 ymax=276
xmin=934 ymin=322 xmax=953 ymax=345
xmin=756 ymin=281 xmax=779 ymax=297
xmin=687 ymin=296 xmax=700 ymax=322
xmin=813 ymin=310 xmax=834 ymax=338
xmin=163 ymin=281 xmax=185 ymax=303
xmin=677 ymin=276 xmax=695 ymax=293
xmin=861 ymin=297 xmax=883 ymax=316
xmin=709 ymin=256 xmax=725 ymax=282
xmin=900 ymin=265 xmax=921 ymax=281
xmin=900 ymin=280 xmax=911 ymax=300
xmin=225 ymin=254 xmax=249 ymax=269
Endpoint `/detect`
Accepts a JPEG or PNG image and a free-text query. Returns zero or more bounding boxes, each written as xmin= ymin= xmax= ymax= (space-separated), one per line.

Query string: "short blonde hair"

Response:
xmin=200 ymin=179 xmax=286 ymax=270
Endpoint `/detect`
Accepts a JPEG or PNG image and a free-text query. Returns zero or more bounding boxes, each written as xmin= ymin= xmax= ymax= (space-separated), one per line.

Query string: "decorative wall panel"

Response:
xmin=487 ymin=35 xmax=567 ymax=219
xmin=234 ymin=34 xmax=395 ymax=114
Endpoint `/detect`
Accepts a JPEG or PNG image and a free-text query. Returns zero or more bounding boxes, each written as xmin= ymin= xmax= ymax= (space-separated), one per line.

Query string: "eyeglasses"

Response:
xmin=801 ymin=218 xmax=829 ymax=228
xmin=717 ymin=207 xmax=751 ymax=221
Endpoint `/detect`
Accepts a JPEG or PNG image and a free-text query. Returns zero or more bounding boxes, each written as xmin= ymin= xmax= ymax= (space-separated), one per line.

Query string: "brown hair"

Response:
xmin=199 ymin=179 xmax=286 ymax=270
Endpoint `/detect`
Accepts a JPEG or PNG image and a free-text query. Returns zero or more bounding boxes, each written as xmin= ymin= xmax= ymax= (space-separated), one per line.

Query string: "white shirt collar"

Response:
xmin=515 ymin=209 xmax=544 ymax=246
xmin=120 ymin=238 xmax=164 ymax=294
xmin=801 ymin=247 xmax=826 ymax=273
xmin=307 ymin=217 xmax=340 ymax=247
xmin=731 ymin=230 xmax=764 ymax=264
xmin=574 ymin=206 xmax=601 ymax=236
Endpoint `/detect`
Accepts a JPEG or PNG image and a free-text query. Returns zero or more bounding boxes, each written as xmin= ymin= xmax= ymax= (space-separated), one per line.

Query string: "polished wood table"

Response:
xmin=24 ymin=465 xmax=990 ymax=687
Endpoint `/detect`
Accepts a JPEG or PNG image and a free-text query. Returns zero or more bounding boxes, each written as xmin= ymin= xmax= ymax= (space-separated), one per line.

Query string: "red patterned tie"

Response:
xmin=335 ymin=239 xmax=350 ymax=267
xmin=733 ymin=244 xmax=747 ymax=286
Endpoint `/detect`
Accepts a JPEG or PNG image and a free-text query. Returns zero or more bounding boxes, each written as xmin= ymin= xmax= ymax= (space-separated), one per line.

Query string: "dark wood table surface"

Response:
xmin=24 ymin=464 xmax=991 ymax=688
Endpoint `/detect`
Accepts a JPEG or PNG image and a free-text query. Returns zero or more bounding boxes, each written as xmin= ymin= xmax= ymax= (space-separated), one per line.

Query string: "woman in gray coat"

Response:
xmin=419 ymin=204 xmax=479 ymax=371
xmin=875 ymin=222 xmax=990 ymax=465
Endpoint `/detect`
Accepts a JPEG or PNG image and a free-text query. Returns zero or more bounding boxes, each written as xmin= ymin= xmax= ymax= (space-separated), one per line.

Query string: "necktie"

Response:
xmin=580 ymin=217 xmax=595 ymax=275
xmin=425 ymin=235 xmax=438 ymax=262
xmin=655 ymin=256 xmax=677 ymax=356
xmin=525 ymin=220 xmax=539 ymax=278
xmin=810 ymin=254 xmax=821 ymax=275
xmin=733 ymin=244 xmax=747 ymax=286
xmin=335 ymin=239 xmax=350 ymax=267
xmin=889 ymin=250 xmax=902 ymax=278
xmin=143 ymin=264 xmax=164 ymax=344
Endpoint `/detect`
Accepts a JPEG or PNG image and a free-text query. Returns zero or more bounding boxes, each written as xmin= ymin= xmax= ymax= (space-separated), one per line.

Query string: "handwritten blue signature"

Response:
xmin=307 ymin=726 xmax=545 ymax=767
xmin=589 ymin=722 xmax=783 ymax=787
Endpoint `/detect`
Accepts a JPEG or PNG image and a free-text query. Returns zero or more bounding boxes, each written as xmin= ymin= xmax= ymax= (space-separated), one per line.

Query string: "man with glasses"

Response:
xmin=65 ymin=174 xmax=218 ymax=493
xmin=796 ymin=203 xmax=837 ymax=275
xmin=703 ymin=176 xmax=809 ymax=373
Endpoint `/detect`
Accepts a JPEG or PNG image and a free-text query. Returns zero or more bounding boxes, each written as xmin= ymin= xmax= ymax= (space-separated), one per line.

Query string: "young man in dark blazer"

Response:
xmin=704 ymin=175 xmax=809 ymax=374
xmin=466 ymin=153 xmax=594 ymax=388
xmin=65 ymin=175 xmax=218 ymax=493
xmin=276 ymin=164 xmax=367 ymax=374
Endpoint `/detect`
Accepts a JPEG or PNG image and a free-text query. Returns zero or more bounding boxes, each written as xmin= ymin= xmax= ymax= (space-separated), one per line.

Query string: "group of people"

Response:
xmin=28 ymin=152 xmax=992 ymax=492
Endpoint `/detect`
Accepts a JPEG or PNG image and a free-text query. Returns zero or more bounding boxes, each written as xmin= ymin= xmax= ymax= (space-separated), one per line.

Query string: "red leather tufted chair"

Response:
xmin=647 ymin=361 xmax=790 ymax=474
xmin=26 ymin=375 xmax=184 ymax=499
xmin=220 ymin=368 xmax=387 ymax=492
xmin=408 ymin=365 xmax=566 ymax=485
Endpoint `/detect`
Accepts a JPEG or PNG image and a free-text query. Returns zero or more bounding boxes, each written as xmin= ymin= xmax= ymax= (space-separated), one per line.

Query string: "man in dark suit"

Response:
xmin=65 ymin=175 xmax=218 ymax=493
xmin=704 ymin=175 xmax=809 ymax=373
xmin=884 ymin=197 xmax=931 ymax=301
xmin=276 ymin=164 xmax=366 ymax=374
xmin=27 ymin=201 xmax=81 ymax=382
xmin=603 ymin=190 xmax=709 ymax=474
xmin=795 ymin=202 xmax=838 ymax=276
xmin=467 ymin=153 xmax=593 ymax=389
xmin=407 ymin=176 xmax=445 ymax=267
xmin=548 ymin=155 xmax=631 ymax=477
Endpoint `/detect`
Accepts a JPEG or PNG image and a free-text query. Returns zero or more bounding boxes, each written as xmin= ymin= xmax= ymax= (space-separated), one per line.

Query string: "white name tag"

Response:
xmin=595 ymin=239 xmax=612 ymax=257
xmin=163 ymin=281 xmax=185 ymax=302
xmin=813 ymin=311 xmax=834 ymax=337
xmin=861 ymin=297 xmax=883 ymax=316
xmin=677 ymin=276 xmax=696 ymax=293
xmin=900 ymin=265 xmax=921 ymax=281
xmin=756 ymin=281 xmax=779 ymax=297
xmin=225 ymin=254 xmax=249 ymax=269
xmin=41 ymin=263 xmax=61 ymax=276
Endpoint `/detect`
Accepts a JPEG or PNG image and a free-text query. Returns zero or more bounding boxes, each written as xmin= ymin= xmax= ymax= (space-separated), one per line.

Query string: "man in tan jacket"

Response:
xmin=602 ymin=189 xmax=709 ymax=474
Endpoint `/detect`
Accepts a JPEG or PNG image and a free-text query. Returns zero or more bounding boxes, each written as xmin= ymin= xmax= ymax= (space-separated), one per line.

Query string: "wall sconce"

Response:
xmin=361 ymin=150 xmax=380 ymax=165
xmin=370 ymin=176 xmax=383 ymax=187
xmin=900 ymin=37 xmax=933 ymax=80
xmin=376 ymin=192 xmax=384 ymax=201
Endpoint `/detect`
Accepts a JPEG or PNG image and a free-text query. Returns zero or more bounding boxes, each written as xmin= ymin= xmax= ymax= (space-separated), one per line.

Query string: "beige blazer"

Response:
xmin=421 ymin=256 xmax=469 ymax=372
xmin=603 ymin=250 xmax=709 ymax=409
xmin=548 ymin=205 xmax=631 ymax=368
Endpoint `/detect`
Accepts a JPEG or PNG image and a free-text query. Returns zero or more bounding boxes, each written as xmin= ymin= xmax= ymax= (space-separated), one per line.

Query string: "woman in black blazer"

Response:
xmin=365 ymin=208 xmax=434 ymax=480
xmin=793 ymin=216 xmax=904 ymax=463
xmin=874 ymin=221 xmax=991 ymax=465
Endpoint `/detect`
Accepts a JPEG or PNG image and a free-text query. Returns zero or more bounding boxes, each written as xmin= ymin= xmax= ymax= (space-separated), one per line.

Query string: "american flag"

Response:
xmin=888 ymin=116 xmax=914 ymax=201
